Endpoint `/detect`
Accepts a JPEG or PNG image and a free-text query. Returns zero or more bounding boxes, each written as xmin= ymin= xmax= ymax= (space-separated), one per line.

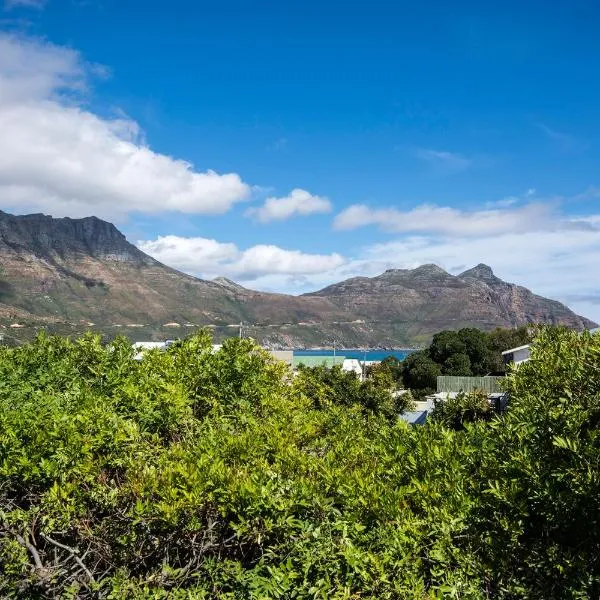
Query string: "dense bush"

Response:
xmin=0 ymin=327 xmax=598 ymax=598
xmin=429 ymin=390 xmax=493 ymax=429
xmin=294 ymin=363 xmax=412 ymax=419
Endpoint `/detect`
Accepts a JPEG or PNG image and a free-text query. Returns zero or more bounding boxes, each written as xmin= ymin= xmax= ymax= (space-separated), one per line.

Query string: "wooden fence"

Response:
xmin=437 ymin=376 xmax=504 ymax=394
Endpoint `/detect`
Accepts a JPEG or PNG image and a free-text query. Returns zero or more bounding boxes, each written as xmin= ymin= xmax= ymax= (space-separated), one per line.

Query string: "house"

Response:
xmin=501 ymin=344 xmax=531 ymax=366
xmin=435 ymin=376 xmax=504 ymax=394
xmin=429 ymin=378 xmax=509 ymax=413
xmin=342 ymin=358 xmax=363 ymax=377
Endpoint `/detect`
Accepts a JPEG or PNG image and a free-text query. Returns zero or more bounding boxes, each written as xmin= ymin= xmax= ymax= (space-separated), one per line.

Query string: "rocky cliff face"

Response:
xmin=0 ymin=211 xmax=153 ymax=264
xmin=0 ymin=211 xmax=595 ymax=346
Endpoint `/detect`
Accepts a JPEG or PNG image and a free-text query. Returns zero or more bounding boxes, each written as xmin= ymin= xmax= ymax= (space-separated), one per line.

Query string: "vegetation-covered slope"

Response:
xmin=0 ymin=327 xmax=599 ymax=598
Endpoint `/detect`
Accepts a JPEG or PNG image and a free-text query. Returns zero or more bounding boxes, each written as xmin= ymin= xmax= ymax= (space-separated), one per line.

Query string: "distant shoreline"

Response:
xmin=292 ymin=348 xmax=417 ymax=361
xmin=294 ymin=347 xmax=418 ymax=352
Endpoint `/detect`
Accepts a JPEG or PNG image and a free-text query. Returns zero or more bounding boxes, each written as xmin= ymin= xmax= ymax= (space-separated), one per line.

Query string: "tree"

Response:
xmin=1 ymin=327 xmax=598 ymax=598
xmin=429 ymin=330 xmax=467 ymax=366
xmin=443 ymin=352 xmax=471 ymax=376
xmin=402 ymin=350 xmax=441 ymax=395
xmin=366 ymin=355 xmax=403 ymax=387
xmin=457 ymin=327 xmax=489 ymax=375
xmin=294 ymin=363 xmax=410 ymax=419
xmin=466 ymin=326 xmax=600 ymax=597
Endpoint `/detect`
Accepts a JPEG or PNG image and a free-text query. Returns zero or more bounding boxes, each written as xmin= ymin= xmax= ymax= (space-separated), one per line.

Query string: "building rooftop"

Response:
xmin=501 ymin=344 xmax=531 ymax=355
xmin=399 ymin=410 xmax=429 ymax=426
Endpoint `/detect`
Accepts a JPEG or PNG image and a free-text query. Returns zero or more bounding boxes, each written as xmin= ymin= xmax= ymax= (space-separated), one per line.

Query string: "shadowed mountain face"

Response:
xmin=0 ymin=211 xmax=595 ymax=347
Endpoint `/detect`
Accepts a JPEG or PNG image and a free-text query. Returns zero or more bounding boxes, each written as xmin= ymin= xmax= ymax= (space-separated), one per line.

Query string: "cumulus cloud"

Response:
xmin=138 ymin=235 xmax=345 ymax=285
xmin=245 ymin=188 xmax=332 ymax=223
xmin=0 ymin=34 xmax=250 ymax=220
xmin=333 ymin=202 xmax=567 ymax=236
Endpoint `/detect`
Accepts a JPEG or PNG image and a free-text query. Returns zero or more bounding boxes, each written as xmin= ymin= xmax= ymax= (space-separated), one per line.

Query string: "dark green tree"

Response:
xmin=402 ymin=350 xmax=441 ymax=395
xmin=457 ymin=327 xmax=489 ymax=375
xmin=429 ymin=330 xmax=467 ymax=365
xmin=443 ymin=352 xmax=472 ymax=376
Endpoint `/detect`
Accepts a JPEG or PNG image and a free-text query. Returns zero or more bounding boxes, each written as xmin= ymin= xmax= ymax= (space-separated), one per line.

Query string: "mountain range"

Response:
xmin=0 ymin=210 xmax=595 ymax=347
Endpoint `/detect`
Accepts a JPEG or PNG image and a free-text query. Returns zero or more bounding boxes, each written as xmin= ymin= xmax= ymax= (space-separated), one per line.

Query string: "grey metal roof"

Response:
xmin=399 ymin=410 xmax=429 ymax=426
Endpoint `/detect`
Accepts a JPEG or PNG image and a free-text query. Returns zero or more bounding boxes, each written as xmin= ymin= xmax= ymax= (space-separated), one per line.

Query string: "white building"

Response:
xmin=132 ymin=341 xmax=167 ymax=360
xmin=342 ymin=358 xmax=363 ymax=377
xmin=501 ymin=344 xmax=531 ymax=366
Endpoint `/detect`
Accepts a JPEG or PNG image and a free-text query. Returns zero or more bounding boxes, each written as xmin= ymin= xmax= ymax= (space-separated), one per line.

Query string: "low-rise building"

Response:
xmin=502 ymin=344 xmax=531 ymax=366
xmin=342 ymin=358 xmax=363 ymax=377
xmin=399 ymin=410 xmax=429 ymax=426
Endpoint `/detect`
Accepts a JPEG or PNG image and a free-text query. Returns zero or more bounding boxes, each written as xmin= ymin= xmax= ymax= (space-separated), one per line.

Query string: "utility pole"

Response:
xmin=239 ymin=321 xmax=243 ymax=339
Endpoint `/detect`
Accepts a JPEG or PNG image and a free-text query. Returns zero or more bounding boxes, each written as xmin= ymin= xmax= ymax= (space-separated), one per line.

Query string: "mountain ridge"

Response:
xmin=0 ymin=211 xmax=595 ymax=346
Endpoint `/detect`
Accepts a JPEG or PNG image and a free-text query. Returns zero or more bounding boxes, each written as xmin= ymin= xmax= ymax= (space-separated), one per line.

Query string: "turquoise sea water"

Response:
xmin=293 ymin=349 xmax=414 ymax=361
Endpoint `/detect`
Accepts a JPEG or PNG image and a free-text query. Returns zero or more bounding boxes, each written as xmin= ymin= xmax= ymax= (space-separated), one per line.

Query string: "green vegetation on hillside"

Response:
xmin=0 ymin=327 xmax=599 ymax=598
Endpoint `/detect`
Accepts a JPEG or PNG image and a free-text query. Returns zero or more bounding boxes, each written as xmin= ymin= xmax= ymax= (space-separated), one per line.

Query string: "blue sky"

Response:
xmin=1 ymin=0 xmax=599 ymax=322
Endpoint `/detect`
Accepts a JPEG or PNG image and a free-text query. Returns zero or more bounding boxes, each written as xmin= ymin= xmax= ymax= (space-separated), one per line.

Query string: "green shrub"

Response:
xmin=429 ymin=389 xmax=492 ymax=429
xmin=0 ymin=327 xmax=598 ymax=598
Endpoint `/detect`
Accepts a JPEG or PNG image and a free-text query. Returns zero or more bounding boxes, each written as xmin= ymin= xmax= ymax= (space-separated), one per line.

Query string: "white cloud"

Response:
xmin=4 ymin=0 xmax=46 ymax=9
xmin=245 ymin=188 xmax=332 ymax=223
xmin=415 ymin=148 xmax=472 ymax=172
xmin=137 ymin=235 xmax=345 ymax=284
xmin=0 ymin=34 xmax=251 ymax=220
xmin=333 ymin=202 xmax=563 ymax=236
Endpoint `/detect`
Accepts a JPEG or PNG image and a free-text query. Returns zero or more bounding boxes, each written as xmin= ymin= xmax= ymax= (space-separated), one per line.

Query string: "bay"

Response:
xmin=293 ymin=349 xmax=414 ymax=361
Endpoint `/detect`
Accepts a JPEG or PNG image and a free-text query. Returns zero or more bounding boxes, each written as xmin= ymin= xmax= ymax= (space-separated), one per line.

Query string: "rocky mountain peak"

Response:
xmin=381 ymin=264 xmax=450 ymax=278
xmin=411 ymin=264 xmax=449 ymax=276
xmin=459 ymin=263 xmax=499 ymax=281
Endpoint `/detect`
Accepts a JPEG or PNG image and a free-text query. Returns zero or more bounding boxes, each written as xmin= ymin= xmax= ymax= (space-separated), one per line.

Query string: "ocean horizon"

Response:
xmin=293 ymin=349 xmax=414 ymax=361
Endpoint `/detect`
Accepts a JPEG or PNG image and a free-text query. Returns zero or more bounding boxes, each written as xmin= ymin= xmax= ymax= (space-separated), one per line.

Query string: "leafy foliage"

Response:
xmin=429 ymin=389 xmax=493 ymax=429
xmin=294 ymin=363 xmax=411 ymax=419
xmin=401 ymin=350 xmax=442 ymax=396
xmin=403 ymin=326 xmax=532 ymax=394
xmin=0 ymin=327 xmax=598 ymax=598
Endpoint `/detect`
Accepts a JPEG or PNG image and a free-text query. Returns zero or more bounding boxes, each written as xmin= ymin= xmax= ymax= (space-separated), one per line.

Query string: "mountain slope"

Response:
xmin=304 ymin=263 xmax=596 ymax=344
xmin=0 ymin=211 xmax=595 ymax=346
xmin=0 ymin=211 xmax=348 ymax=341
